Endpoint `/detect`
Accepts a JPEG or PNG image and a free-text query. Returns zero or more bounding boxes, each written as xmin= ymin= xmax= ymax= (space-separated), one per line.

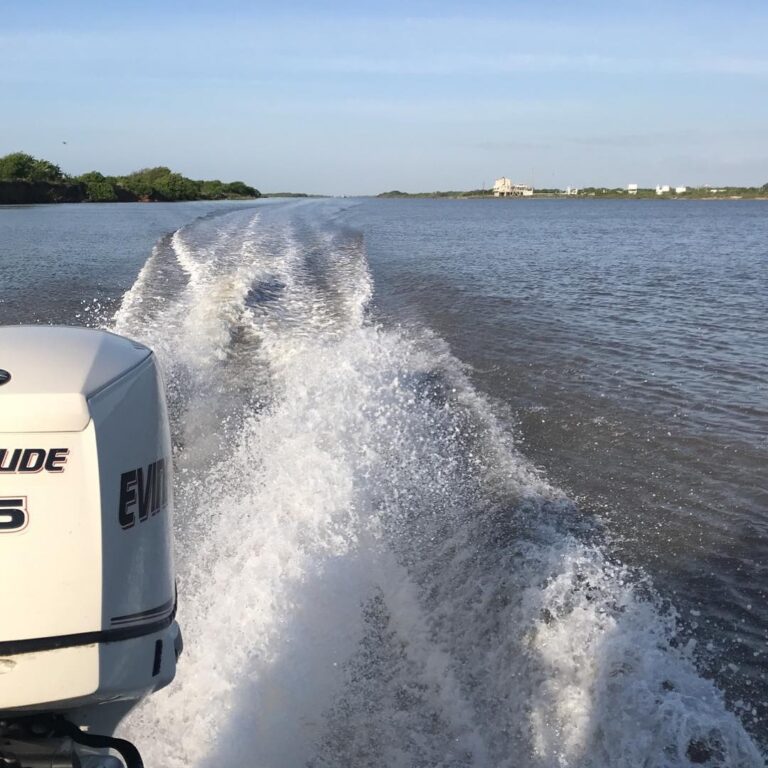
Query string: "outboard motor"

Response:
xmin=0 ymin=326 xmax=182 ymax=767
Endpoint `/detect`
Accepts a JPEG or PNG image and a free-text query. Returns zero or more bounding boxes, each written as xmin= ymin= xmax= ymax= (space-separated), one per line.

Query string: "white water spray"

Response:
xmin=111 ymin=202 xmax=763 ymax=768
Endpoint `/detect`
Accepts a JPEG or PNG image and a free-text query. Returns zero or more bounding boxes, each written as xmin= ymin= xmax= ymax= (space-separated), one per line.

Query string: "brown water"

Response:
xmin=1 ymin=198 xmax=765 ymax=765
xmin=353 ymin=198 xmax=768 ymax=747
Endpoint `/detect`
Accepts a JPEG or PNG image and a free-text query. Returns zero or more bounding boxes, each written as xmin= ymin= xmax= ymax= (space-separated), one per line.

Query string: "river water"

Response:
xmin=1 ymin=199 xmax=765 ymax=766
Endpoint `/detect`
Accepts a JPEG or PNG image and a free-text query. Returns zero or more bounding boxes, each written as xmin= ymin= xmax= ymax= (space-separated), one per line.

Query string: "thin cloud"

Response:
xmin=271 ymin=53 xmax=768 ymax=77
xmin=3 ymin=21 xmax=768 ymax=80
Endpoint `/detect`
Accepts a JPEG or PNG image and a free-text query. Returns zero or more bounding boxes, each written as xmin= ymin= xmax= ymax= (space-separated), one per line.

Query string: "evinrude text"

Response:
xmin=118 ymin=458 xmax=169 ymax=529
xmin=0 ymin=448 xmax=69 ymax=473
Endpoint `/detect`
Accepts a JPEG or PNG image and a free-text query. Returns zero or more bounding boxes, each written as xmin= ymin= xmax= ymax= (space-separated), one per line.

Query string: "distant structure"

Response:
xmin=627 ymin=183 xmax=639 ymax=195
xmin=493 ymin=177 xmax=534 ymax=197
xmin=565 ymin=186 xmax=579 ymax=196
xmin=655 ymin=184 xmax=689 ymax=195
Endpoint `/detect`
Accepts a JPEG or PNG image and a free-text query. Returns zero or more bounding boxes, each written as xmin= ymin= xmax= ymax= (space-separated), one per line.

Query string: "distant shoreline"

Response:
xmin=375 ymin=191 xmax=768 ymax=201
xmin=0 ymin=153 xmax=261 ymax=205
xmin=0 ymin=179 xmax=260 ymax=205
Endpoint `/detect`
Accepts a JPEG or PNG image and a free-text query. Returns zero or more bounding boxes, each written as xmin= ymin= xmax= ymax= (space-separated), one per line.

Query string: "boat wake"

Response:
xmin=111 ymin=201 xmax=763 ymax=767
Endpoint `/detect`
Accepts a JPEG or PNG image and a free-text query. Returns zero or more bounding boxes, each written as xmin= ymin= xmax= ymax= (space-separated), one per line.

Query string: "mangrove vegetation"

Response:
xmin=0 ymin=152 xmax=260 ymax=204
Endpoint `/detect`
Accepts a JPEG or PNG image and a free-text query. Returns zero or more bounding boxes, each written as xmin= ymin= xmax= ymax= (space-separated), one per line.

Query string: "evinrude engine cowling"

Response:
xmin=0 ymin=326 xmax=182 ymax=767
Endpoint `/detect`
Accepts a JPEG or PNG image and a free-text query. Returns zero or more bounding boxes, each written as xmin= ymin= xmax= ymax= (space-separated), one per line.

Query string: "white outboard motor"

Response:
xmin=0 ymin=326 xmax=182 ymax=768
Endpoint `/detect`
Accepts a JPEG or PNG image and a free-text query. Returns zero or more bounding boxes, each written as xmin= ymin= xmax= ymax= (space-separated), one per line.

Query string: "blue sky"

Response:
xmin=3 ymin=1 xmax=767 ymax=194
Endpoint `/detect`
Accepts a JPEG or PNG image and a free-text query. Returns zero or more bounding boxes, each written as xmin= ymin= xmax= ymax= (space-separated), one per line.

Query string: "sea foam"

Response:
xmin=113 ymin=202 xmax=763 ymax=767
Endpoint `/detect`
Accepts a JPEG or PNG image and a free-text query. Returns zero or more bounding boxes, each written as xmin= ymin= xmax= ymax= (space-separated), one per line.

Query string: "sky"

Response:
xmin=2 ymin=1 xmax=768 ymax=195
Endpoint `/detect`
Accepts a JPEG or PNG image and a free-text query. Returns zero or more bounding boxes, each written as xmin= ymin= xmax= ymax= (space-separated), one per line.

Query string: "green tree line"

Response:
xmin=0 ymin=152 xmax=260 ymax=201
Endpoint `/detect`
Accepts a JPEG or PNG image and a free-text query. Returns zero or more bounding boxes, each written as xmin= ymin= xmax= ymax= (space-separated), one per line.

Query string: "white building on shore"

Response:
xmin=628 ymin=183 xmax=638 ymax=195
xmin=493 ymin=177 xmax=534 ymax=197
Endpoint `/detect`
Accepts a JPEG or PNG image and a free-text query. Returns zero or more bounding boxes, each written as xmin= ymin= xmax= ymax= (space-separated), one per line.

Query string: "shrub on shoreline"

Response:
xmin=0 ymin=152 xmax=260 ymax=202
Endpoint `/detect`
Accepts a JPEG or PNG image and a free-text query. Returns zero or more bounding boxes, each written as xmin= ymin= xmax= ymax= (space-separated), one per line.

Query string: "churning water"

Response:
xmin=1 ymin=199 xmax=765 ymax=766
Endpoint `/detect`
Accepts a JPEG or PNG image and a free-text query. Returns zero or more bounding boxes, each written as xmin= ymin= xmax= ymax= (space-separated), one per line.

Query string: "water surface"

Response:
xmin=1 ymin=198 xmax=765 ymax=766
